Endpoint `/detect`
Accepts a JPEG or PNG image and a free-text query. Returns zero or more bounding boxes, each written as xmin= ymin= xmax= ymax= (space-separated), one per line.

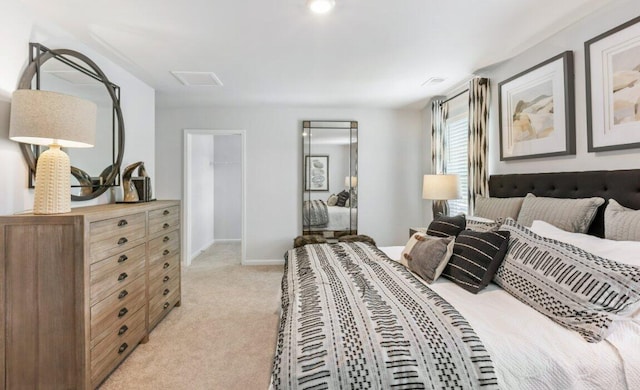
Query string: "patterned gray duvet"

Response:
xmin=272 ymin=242 xmax=499 ymax=390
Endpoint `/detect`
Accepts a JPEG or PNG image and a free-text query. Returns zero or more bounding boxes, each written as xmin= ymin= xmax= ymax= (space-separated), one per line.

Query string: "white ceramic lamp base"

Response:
xmin=33 ymin=144 xmax=71 ymax=214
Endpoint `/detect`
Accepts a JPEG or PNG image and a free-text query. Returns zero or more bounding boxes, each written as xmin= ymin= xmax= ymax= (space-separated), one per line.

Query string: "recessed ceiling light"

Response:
xmin=307 ymin=0 xmax=335 ymax=14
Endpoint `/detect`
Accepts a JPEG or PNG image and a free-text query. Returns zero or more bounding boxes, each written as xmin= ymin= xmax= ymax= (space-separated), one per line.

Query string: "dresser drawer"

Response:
xmin=90 ymin=213 xmax=146 ymax=263
xmin=90 ymin=311 xmax=146 ymax=386
xmin=90 ymin=244 xmax=146 ymax=305
xmin=150 ymin=254 xmax=180 ymax=282
xmin=149 ymin=288 xmax=180 ymax=329
xmin=91 ymin=276 xmax=146 ymax=341
xmin=149 ymin=273 xmax=180 ymax=304
xmin=149 ymin=206 xmax=180 ymax=236
xmin=91 ymin=304 xmax=145 ymax=356
xmin=149 ymin=230 xmax=180 ymax=266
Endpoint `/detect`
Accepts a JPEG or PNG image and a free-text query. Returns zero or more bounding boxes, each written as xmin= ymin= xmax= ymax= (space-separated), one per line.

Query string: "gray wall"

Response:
xmin=155 ymin=107 xmax=424 ymax=261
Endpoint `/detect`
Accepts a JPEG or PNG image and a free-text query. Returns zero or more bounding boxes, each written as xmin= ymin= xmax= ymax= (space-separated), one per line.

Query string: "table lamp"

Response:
xmin=10 ymin=89 xmax=97 ymax=214
xmin=422 ymin=174 xmax=459 ymax=217
xmin=344 ymin=176 xmax=357 ymax=188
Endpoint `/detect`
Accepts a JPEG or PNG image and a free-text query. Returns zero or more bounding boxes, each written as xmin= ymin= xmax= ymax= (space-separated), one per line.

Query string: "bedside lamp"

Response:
xmin=10 ymin=89 xmax=97 ymax=214
xmin=344 ymin=176 xmax=357 ymax=188
xmin=422 ymin=174 xmax=459 ymax=217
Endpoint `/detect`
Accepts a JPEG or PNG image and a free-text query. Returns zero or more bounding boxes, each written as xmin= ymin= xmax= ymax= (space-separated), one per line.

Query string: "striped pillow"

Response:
xmin=427 ymin=215 xmax=466 ymax=238
xmin=474 ymin=196 xmax=524 ymax=221
xmin=516 ymin=193 xmax=604 ymax=233
xmin=441 ymin=230 xmax=510 ymax=293
xmin=336 ymin=190 xmax=350 ymax=207
xmin=605 ymin=199 xmax=640 ymax=241
xmin=495 ymin=218 xmax=640 ymax=342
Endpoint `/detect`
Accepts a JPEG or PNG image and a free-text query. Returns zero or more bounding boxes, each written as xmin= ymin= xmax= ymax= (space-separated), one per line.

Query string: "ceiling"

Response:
xmin=22 ymin=0 xmax=615 ymax=109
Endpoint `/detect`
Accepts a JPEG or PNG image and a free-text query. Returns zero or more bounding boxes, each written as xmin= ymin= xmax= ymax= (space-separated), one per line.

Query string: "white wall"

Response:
xmin=477 ymin=0 xmax=640 ymax=175
xmin=156 ymin=107 xmax=423 ymax=261
xmin=189 ymin=134 xmax=215 ymax=255
xmin=214 ymin=134 xmax=242 ymax=241
xmin=0 ymin=1 xmax=155 ymax=215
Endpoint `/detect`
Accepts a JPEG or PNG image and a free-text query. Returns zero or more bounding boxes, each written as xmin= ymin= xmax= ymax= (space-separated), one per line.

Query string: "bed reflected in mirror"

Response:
xmin=302 ymin=120 xmax=358 ymax=238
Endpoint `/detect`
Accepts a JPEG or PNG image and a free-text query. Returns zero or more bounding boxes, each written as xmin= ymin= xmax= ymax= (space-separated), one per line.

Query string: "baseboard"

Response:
xmin=242 ymin=259 xmax=284 ymax=266
xmin=190 ymin=238 xmax=217 ymax=259
xmin=214 ymin=239 xmax=242 ymax=243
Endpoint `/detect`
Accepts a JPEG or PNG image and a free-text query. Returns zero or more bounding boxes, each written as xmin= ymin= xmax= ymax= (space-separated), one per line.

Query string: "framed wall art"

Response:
xmin=499 ymin=51 xmax=575 ymax=160
xmin=586 ymin=15 xmax=640 ymax=152
xmin=305 ymin=155 xmax=329 ymax=191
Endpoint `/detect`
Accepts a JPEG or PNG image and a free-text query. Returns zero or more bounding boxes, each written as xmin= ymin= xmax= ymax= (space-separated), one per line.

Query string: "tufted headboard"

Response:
xmin=488 ymin=169 xmax=640 ymax=237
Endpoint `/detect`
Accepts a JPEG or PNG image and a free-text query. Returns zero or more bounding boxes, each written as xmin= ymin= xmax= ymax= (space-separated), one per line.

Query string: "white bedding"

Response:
xmin=380 ymin=245 xmax=633 ymax=389
xmin=324 ymin=205 xmax=357 ymax=231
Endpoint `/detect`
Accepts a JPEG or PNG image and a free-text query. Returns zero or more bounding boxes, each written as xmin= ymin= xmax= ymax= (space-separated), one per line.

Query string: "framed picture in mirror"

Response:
xmin=305 ymin=155 xmax=329 ymax=191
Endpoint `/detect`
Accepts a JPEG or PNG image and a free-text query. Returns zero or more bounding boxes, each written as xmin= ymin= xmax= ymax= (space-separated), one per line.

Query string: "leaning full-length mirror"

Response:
xmin=302 ymin=121 xmax=358 ymax=237
xmin=17 ymin=43 xmax=124 ymax=200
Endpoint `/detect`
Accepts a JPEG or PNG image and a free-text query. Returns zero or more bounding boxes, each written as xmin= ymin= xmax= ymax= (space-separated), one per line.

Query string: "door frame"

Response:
xmin=183 ymin=129 xmax=246 ymax=266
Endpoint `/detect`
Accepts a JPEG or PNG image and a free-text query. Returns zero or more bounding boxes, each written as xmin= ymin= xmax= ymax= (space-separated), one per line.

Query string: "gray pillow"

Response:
xmin=327 ymin=194 xmax=338 ymax=206
xmin=474 ymin=196 xmax=524 ymax=221
xmin=401 ymin=233 xmax=454 ymax=283
xmin=516 ymin=193 xmax=604 ymax=233
xmin=605 ymin=199 xmax=640 ymax=241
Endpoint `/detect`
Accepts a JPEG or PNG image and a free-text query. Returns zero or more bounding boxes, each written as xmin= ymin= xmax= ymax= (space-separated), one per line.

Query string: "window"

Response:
xmin=445 ymin=92 xmax=469 ymax=216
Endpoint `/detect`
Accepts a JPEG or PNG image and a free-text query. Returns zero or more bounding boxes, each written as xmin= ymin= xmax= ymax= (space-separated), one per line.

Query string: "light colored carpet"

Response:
xmin=100 ymin=242 xmax=284 ymax=390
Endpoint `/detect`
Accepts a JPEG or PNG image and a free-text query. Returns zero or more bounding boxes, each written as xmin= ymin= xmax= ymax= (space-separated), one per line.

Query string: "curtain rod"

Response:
xmin=438 ymin=77 xmax=487 ymax=105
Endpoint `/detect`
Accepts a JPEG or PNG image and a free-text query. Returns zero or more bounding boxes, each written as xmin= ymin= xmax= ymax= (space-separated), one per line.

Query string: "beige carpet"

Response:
xmin=100 ymin=242 xmax=284 ymax=390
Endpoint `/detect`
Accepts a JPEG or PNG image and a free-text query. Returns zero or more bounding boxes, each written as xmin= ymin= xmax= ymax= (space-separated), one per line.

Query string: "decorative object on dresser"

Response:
xmin=122 ymin=161 xmax=154 ymax=202
xmin=499 ymin=51 xmax=575 ymax=160
xmin=14 ymin=43 xmax=125 ymax=201
xmin=0 ymin=201 xmax=181 ymax=389
xmin=422 ymin=174 xmax=460 ymax=217
xmin=9 ymin=89 xmax=97 ymax=214
xmin=585 ymin=15 xmax=640 ymax=152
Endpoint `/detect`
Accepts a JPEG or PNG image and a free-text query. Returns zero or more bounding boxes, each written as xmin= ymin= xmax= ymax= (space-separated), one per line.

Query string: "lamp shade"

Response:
xmin=422 ymin=174 xmax=459 ymax=200
xmin=345 ymin=176 xmax=358 ymax=187
xmin=9 ymin=89 xmax=96 ymax=148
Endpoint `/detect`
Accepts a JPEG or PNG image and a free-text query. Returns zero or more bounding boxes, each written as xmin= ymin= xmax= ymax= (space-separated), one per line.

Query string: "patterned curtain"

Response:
xmin=430 ymin=99 xmax=448 ymax=216
xmin=467 ymin=77 xmax=490 ymax=214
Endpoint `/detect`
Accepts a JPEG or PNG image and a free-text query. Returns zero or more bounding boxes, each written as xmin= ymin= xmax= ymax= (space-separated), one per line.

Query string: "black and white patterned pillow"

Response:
xmin=495 ymin=218 xmax=640 ymax=342
xmin=442 ymin=230 xmax=510 ymax=293
xmin=336 ymin=190 xmax=350 ymax=207
xmin=427 ymin=215 xmax=466 ymax=238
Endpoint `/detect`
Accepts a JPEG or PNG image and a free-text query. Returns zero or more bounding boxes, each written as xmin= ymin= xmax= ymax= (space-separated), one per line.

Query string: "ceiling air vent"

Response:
xmin=170 ymin=71 xmax=223 ymax=87
xmin=421 ymin=77 xmax=445 ymax=87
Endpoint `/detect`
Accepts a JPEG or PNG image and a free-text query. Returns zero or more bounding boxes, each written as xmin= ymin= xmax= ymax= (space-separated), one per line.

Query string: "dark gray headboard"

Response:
xmin=488 ymin=169 xmax=640 ymax=237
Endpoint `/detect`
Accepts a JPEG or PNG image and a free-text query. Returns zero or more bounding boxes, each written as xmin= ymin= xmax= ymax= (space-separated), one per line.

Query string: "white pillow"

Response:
xmin=466 ymin=215 xmax=495 ymax=223
xmin=530 ymin=220 xmax=640 ymax=267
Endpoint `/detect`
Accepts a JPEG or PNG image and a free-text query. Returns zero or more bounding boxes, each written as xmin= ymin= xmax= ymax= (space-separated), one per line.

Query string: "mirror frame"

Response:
xmin=17 ymin=43 xmax=125 ymax=201
xmin=302 ymin=120 xmax=358 ymax=237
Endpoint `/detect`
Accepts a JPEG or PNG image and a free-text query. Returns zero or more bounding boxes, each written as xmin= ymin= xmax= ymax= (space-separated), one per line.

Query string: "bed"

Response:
xmin=303 ymin=200 xmax=357 ymax=234
xmin=274 ymin=169 xmax=640 ymax=389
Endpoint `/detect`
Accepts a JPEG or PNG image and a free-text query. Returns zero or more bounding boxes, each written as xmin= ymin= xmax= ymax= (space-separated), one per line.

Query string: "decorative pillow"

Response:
xmin=605 ymin=199 xmax=640 ymax=241
xmin=338 ymin=234 xmax=376 ymax=246
xmin=427 ymin=214 xmax=466 ymax=238
xmin=516 ymin=193 xmax=604 ymax=233
xmin=441 ymin=230 xmax=510 ymax=294
xmin=474 ymin=196 xmax=524 ymax=221
xmin=495 ymin=218 xmax=640 ymax=342
xmin=466 ymin=217 xmax=501 ymax=233
xmin=336 ymin=190 xmax=350 ymax=207
xmin=293 ymin=235 xmax=327 ymax=248
xmin=327 ymin=194 xmax=338 ymax=206
xmin=531 ymin=219 xmax=640 ymax=267
xmin=400 ymin=233 xmax=454 ymax=283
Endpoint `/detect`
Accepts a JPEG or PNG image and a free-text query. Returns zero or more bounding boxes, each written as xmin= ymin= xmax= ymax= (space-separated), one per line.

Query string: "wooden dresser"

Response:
xmin=0 ymin=200 xmax=181 ymax=389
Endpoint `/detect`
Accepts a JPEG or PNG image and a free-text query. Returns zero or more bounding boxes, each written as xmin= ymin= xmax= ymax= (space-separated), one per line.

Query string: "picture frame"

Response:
xmin=586 ymin=15 xmax=640 ymax=152
xmin=499 ymin=51 xmax=575 ymax=160
xmin=305 ymin=155 xmax=329 ymax=191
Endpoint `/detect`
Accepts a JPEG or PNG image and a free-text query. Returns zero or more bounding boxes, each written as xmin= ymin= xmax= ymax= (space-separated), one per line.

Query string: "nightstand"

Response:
xmin=409 ymin=227 xmax=428 ymax=237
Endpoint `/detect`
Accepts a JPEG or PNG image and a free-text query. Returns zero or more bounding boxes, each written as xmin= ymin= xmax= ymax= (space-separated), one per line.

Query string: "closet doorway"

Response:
xmin=183 ymin=129 xmax=246 ymax=266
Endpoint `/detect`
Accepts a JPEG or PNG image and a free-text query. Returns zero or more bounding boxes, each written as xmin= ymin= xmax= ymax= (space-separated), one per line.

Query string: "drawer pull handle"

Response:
xmin=163 ymin=249 xmax=170 ymax=256
xmin=163 ymin=302 xmax=170 ymax=309
xmin=118 ymin=325 xmax=129 ymax=336
xmin=118 ymin=290 xmax=128 ymax=299
xmin=163 ymin=276 xmax=170 ymax=282
xmin=163 ymin=262 xmax=170 ymax=269
xmin=118 ymin=307 xmax=128 ymax=318
xmin=163 ymin=210 xmax=170 ymax=215
xmin=117 ymin=219 xmax=128 ymax=227
xmin=163 ymin=288 xmax=170 ymax=296
xmin=118 ymin=237 xmax=128 ymax=245
xmin=118 ymin=255 xmax=128 ymax=263
xmin=118 ymin=272 xmax=128 ymax=282
xmin=118 ymin=343 xmax=128 ymax=354
xmin=163 ymin=236 xmax=170 ymax=242
xmin=163 ymin=223 xmax=170 ymax=229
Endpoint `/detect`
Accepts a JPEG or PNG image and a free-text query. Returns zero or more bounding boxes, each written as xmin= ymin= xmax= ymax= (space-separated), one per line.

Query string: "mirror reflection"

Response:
xmin=302 ymin=121 xmax=358 ymax=238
